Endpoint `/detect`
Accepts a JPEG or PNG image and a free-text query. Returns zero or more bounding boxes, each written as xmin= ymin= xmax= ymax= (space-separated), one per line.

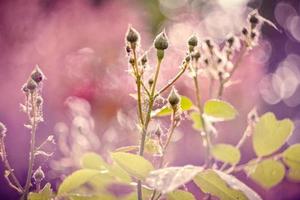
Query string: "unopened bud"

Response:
xmin=192 ymin=51 xmax=201 ymax=61
xmin=126 ymin=27 xmax=139 ymax=43
xmin=33 ymin=166 xmax=45 ymax=182
xmin=154 ymin=31 xmax=168 ymax=50
xmin=188 ymin=35 xmax=198 ymax=47
xmin=185 ymin=55 xmax=191 ymax=62
xmin=148 ymin=78 xmax=154 ymax=86
xmin=21 ymin=84 xmax=29 ymax=93
xmin=242 ymin=27 xmax=248 ymax=36
xmin=26 ymin=79 xmax=38 ymax=91
xmin=155 ymin=125 xmax=163 ymax=138
xmin=249 ymin=15 xmax=259 ymax=28
xmin=31 ymin=66 xmax=45 ymax=83
xmin=141 ymin=54 xmax=148 ymax=65
xmin=129 ymin=57 xmax=135 ymax=65
xmin=36 ymin=96 xmax=43 ymax=106
xmin=0 ymin=122 xmax=7 ymax=138
xmin=227 ymin=37 xmax=234 ymax=47
xmin=168 ymin=87 xmax=181 ymax=108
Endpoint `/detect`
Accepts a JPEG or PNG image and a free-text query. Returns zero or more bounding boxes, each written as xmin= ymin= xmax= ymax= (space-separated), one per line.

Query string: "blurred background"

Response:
xmin=0 ymin=0 xmax=300 ymax=199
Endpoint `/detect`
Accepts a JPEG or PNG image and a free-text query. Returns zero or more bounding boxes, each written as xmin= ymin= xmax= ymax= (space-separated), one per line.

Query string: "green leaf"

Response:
xmin=145 ymin=139 xmax=162 ymax=154
xmin=190 ymin=112 xmax=203 ymax=131
xmin=80 ymin=152 xmax=109 ymax=170
xmin=253 ymin=112 xmax=294 ymax=157
xmin=214 ymin=170 xmax=262 ymax=200
xmin=193 ymin=170 xmax=250 ymax=200
xmin=28 ymin=183 xmax=53 ymax=200
xmin=211 ymin=144 xmax=241 ymax=165
xmin=283 ymin=144 xmax=300 ymax=169
xmin=114 ymin=146 xmax=139 ymax=153
xmin=146 ymin=165 xmax=203 ymax=194
xmin=204 ymin=99 xmax=238 ymax=121
xmin=167 ymin=190 xmax=196 ymax=200
xmin=152 ymin=96 xmax=193 ymax=117
xmin=108 ymin=162 xmax=132 ymax=183
xmin=111 ymin=152 xmax=154 ymax=180
xmin=58 ymin=169 xmax=104 ymax=195
xmin=287 ymin=167 xmax=300 ymax=182
xmin=69 ymin=194 xmax=116 ymax=200
xmin=245 ymin=159 xmax=285 ymax=189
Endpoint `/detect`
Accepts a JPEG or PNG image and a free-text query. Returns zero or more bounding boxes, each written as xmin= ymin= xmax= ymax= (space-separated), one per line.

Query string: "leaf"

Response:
xmin=190 ymin=112 xmax=203 ymax=131
xmin=108 ymin=162 xmax=132 ymax=183
xmin=287 ymin=167 xmax=300 ymax=182
xmin=28 ymin=183 xmax=53 ymax=200
xmin=211 ymin=144 xmax=241 ymax=165
xmin=145 ymin=139 xmax=162 ymax=154
xmin=111 ymin=152 xmax=154 ymax=180
xmin=146 ymin=165 xmax=203 ymax=194
xmin=253 ymin=112 xmax=294 ymax=157
xmin=58 ymin=169 xmax=104 ymax=195
xmin=80 ymin=152 xmax=109 ymax=170
xmin=69 ymin=194 xmax=116 ymax=200
xmin=204 ymin=99 xmax=238 ymax=121
xmin=245 ymin=159 xmax=285 ymax=189
xmin=167 ymin=190 xmax=196 ymax=200
xmin=215 ymin=170 xmax=262 ymax=200
xmin=193 ymin=170 xmax=249 ymax=200
xmin=283 ymin=144 xmax=300 ymax=169
xmin=152 ymin=96 xmax=193 ymax=117
xmin=114 ymin=146 xmax=139 ymax=153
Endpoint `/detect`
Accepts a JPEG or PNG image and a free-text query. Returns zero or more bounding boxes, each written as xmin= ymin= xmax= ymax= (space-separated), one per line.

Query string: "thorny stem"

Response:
xmin=0 ymin=139 xmax=23 ymax=193
xmin=131 ymin=44 xmax=145 ymax=126
xmin=22 ymin=92 xmax=38 ymax=200
xmin=217 ymin=44 xmax=247 ymax=98
xmin=193 ymin=74 xmax=212 ymax=167
xmin=137 ymin=59 xmax=162 ymax=200
xmin=155 ymin=62 xmax=188 ymax=98
xmin=150 ymin=109 xmax=177 ymax=200
xmin=227 ymin=153 xmax=283 ymax=174
xmin=220 ymin=124 xmax=252 ymax=171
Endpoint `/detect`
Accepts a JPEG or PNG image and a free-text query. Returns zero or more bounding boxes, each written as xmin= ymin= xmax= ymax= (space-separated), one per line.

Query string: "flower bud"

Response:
xmin=154 ymin=32 xmax=168 ymax=50
xmin=168 ymin=87 xmax=181 ymax=108
xmin=33 ymin=166 xmax=45 ymax=183
xmin=36 ymin=96 xmax=43 ymax=106
xmin=31 ymin=65 xmax=45 ymax=83
xmin=141 ymin=54 xmax=148 ymax=65
xmin=249 ymin=15 xmax=259 ymax=27
xmin=0 ymin=122 xmax=7 ymax=138
xmin=126 ymin=27 xmax=139 ymax=43
xmin=242 ymin=27 xmax=248 ymax=36
xmin=26 ymin=78 xmax=38 ymax=91
xmin=148 ymin=78 xmax=154 ymax=86
xmin=192 ymin=51 xmax=201 ymax=61
xmin=129 ymin=57 xmax=135 ymax=65
xmin=21 ymin=83 xmax=29 ymax=93
xmin=185 ymin=55 xmax=191 ymax=62
xmin=188 ymin=35 xmax=198 ymax=47
xmin=155 ymin=125 xmax=163 ymax=138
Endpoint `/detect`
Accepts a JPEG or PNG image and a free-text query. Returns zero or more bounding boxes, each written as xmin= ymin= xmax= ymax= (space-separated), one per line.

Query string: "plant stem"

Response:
xmin=150 ymin=109 xmax=177 ymax=200
xmin=155 ymin=62 xmax=188 ymax=98
xmin=220 ymin=124 xmax=252 ymax=171
xmin=217 ymin=44 xmax=246 ymax=98
xmin=192 ymin=75 xmax=212 ymax=166
xmin=21 ymin=93 xmax=37 ymax=200
xmin=137 ymin=59 xmax=162 ymax=200
xmin=0 ymin=139 xmax=23 ymax=193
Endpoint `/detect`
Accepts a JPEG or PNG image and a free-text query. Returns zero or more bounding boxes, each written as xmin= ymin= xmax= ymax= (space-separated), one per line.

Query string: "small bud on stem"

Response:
xmin=168 ymin=87 xmax=181 ymax=109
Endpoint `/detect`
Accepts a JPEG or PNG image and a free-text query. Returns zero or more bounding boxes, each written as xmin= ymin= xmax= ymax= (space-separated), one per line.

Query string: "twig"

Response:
xmin=155 ymin=62 xmax=188 ymax=98
xmin=0 ymin=139 xmax=23 ymax=193
xmin=22 ymin=92 xmax=38 ymax=200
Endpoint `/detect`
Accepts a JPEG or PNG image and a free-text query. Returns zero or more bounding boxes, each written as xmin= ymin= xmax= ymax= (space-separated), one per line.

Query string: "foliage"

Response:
xmin=1 ymin=8 xmax=300 ymax=200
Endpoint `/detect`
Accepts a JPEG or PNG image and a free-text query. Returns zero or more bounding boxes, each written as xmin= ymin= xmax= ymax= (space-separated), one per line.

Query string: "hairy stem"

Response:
xmin=0 ymin=139 xmax=23 ymax=193
xmin=22 ymin=93 xmax=38 ymax=200
xmin=193 ymin=75 xmax=212 ymax=166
